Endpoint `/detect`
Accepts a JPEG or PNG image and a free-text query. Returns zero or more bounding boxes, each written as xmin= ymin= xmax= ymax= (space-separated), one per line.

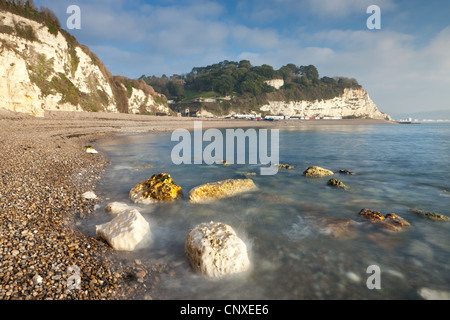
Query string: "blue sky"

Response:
xmin=33 ymin=0 xmax=450 ymax=116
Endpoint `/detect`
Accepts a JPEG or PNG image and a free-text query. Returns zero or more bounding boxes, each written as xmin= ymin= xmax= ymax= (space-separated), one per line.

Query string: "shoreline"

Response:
xmin=0 ymin=109 xmax=397 ymax=300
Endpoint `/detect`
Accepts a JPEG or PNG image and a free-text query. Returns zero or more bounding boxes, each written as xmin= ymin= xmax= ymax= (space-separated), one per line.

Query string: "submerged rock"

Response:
xmin=418 ymin=288 xmax=450 ymax=300
xmin=129 ymin=173 xmax=183 ymax=204
xmin=185 ymin=221 xmax=250 ymax=278
xmin=303 ymin=166 xmax=334 ymax=177
xmin=339 ymin=169 xmax=355 ymax=175
xmin=318 ymin=217 xmax=358 ymax=239
xmin=278 ymin=164 xmax=294 ymax=169
xmin=96 ymin=209 xmax=150 ymax=251
xmin=410 ymin=209 xmax=450 ymax=221
xmin=189 ymin=179 xmax=257 ymax=203
xmin=327 ymin=178 xmax=348 ymax=189
xmin=359 ymin=208 xmax=411 ymax=231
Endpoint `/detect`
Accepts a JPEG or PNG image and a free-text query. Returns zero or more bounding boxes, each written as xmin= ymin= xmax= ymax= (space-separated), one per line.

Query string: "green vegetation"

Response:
xmin=27 ymin=53 xmax=54 ymax=97
xmin=140 ymin=60 xmax=362 ymax=114
xmin=0 ymin=0 xmax=61 ymax=36
xmin=50 ymin=73 xmax=79 ymax=105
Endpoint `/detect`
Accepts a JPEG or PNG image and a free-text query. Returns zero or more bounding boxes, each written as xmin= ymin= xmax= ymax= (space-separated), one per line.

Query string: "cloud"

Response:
xmin=302 ymin=0 xmax=397 ymax=19
xmin=236 ymin=26 xmax=450 ymax=114
xmin=33 ymin=0 xmax=450 ymax=114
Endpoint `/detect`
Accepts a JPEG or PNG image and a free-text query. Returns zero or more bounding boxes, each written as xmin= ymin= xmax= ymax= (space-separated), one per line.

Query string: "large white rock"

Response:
xmin=185 ymin=222 xmax=250 ymax=278
xmin=96 ymin=209 xmax=150 ymax=251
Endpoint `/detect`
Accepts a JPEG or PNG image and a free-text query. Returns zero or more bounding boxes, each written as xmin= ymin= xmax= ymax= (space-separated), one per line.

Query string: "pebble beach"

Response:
xmin=0 ymin=109 xmax=395 ymax=300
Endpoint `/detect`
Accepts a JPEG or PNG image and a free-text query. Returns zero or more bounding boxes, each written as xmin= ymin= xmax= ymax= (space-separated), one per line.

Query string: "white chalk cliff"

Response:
xmin=260 ymin=88 xmax=391 ymax=120
xmin=0 ymin=10 xmax=170 ymax=117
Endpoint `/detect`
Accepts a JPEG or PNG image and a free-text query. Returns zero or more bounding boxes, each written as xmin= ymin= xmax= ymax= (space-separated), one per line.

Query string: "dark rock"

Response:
xmin=327 ymin=178 xmax=348 ymax=189
xmin=410 ymin=209 xmax=450 ymax=221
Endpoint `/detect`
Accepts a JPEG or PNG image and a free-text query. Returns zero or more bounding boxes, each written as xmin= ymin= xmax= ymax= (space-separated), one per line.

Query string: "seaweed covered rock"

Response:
xmin=185 ymin=222 xmax=250 ymax=278
xmin=303 ymin=166 xmax=334 ymax=177
xmin=129 ymin=173 xmax=183 ymax=204
xmin=189 ymin=179 xmax=257 ymax=203
xmin=359 ymin=209 xmax=411 ymax=231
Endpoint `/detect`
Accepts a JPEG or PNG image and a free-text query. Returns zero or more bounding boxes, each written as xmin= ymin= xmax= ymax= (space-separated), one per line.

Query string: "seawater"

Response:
xmin=89 ymin=123 xmax=450 ymax=299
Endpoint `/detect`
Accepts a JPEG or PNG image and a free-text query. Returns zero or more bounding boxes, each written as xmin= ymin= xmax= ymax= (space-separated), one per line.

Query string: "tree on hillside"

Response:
xmin=300 ymin=65 xmax=319 ymax=81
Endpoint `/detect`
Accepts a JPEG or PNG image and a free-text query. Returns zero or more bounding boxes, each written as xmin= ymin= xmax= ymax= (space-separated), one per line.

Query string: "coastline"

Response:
xmin=0 ymin=109 xmax=396 ymax=300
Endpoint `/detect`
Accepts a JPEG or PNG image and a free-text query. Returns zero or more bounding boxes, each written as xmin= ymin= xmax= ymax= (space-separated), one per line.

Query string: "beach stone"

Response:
xmin=359 ymin=209 xmax=411 ymax=231
xmin=327 ymin=178 xmax=348 ymax=189
xmin=96 ymin=209 xmax=151 ymax=251
xmin=185 ymin=222 xmax=250 ymax=278
xmin=129 ymin=173 xmax=183 ymax=204
xmin=410 ymin=209 xmax=450 ymax=221
xmin=188 ymin=179 xmax=257 ymax=203
xmin=82 ymin=191 xmax=97 ymax=200
xmin=105 ymin=202 xmax=136 ymax=216
xmin=85 ymin=146 xmax=98 ymax=154
xmin=303 ymin=166 xmax=334 ymax=177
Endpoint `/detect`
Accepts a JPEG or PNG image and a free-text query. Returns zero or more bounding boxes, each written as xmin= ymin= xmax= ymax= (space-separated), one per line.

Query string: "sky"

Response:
xmin=33 ymin=0 xmax=450 ymax=117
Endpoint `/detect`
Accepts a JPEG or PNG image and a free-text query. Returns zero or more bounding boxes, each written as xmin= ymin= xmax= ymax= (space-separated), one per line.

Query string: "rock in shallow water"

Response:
xmin=318 ymin=217 xmax=358 ymax=239
xmin=359 ymin=208 xmax=411 ymax=231
xmin=327 ymin=178 xmax=348 ymax=189
xmin=185 ymin=222 xmax=250 ymax=278
xmin=410 ymin=209 xmax=450 ymax=221
xmin=303 ymin=166 xmax=334 ymax=177
xmin=129 ymin=173 xmax=183 ymax=204
xmin=96 ymin=209 xmax=151 ymax=251
xmin=418 ymin=288 xmax=450 ymax=300
xmin=188 ymin=179 xmax=257 ymax=203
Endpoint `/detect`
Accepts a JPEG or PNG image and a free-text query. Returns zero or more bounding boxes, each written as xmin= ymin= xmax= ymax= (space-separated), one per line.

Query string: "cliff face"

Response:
xmin=260 ymin=88 xmax=391 ymax=120
xmin=0 ymin=11 xmax=169 ymax=117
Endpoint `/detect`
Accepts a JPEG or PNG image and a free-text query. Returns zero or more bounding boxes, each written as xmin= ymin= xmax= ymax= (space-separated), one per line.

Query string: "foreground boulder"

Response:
xmin=189 ymin=179 xmax=257 ymax=203
xmin=303 ymin=166 xmax=334 ymax=177
xmin=185 ymin=222 xmax=250 ymax=278
xmin=129 ymin=173 xmax=183 ymax=204
xmin=359 ymin=208 xmax=411 ymax=231
xmin=96 ymin=209 xmax=150 ymax=251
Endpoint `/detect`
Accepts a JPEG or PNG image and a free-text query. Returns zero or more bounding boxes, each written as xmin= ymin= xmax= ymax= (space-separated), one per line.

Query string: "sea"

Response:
xmin=85 ymin=122 xmax=450 ymax=300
